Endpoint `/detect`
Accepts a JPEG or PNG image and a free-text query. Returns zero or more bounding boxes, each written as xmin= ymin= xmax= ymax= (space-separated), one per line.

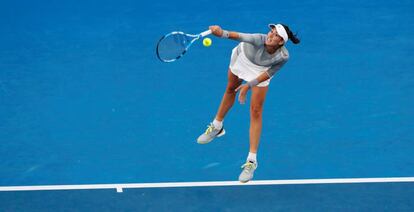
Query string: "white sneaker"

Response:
xmin=238 ymin=161 xmax=257 ymax=183
xmin=197 ymin=123 xmax=225 ymax=144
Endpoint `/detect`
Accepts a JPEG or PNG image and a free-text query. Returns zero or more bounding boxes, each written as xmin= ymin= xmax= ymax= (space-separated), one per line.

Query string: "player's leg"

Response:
xmin=197 ymin=69 xmax=241 ymax=144
xmin=215 ymin=69 xmax=242 ymax=121
xmin=248 ymin=85 xmax=268 ymax=154
xmin=239 ymin=85 xmax=268 ymax=182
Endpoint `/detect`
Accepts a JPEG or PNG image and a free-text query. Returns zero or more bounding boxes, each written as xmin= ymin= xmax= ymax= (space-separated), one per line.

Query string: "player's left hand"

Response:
xmin=235 ymin=84 xmax=250 ymax=104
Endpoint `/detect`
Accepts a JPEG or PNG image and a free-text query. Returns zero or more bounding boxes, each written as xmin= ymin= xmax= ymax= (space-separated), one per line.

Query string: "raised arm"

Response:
xmin=209 ymin=25 xmax=265 ymax=46
xmin=209 ymin=25 xmax=239 ymax=39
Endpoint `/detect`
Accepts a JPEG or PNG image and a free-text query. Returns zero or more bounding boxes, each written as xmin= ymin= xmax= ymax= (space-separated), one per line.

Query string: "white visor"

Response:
xmin=268 ymin=24 xmax=288 ymax=43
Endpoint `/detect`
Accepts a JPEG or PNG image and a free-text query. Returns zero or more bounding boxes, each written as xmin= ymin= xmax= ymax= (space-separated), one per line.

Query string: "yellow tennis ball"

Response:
xmin=203 ymin=38 xmax=212 ymax=47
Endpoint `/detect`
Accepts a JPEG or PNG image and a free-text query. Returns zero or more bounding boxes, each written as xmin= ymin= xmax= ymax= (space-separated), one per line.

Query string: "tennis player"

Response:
xmin=197 ymin=24 xmax=300 ymax=182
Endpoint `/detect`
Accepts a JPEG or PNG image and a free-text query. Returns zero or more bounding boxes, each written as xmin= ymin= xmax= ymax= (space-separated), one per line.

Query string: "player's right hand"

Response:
xmin=209 ymin=25 xmax=223 ymax=37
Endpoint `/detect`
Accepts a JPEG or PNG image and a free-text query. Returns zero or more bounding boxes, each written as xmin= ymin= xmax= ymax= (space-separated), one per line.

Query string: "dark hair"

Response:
xmin=281 ymin=24 xmax=300 ymax=44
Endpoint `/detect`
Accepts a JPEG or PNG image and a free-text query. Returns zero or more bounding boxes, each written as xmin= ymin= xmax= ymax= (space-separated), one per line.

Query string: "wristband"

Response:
xmin=247 ymin=79 xmax=259 ymax=88
xmin=221 ymin=30 xmax=230 ymax=38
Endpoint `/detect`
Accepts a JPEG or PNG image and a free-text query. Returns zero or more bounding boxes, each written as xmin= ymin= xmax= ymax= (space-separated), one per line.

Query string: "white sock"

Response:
xmin=212 ymin=119 xmax=223 ymax=129
xmin=247 ymin=152 xmax=257 ymax=163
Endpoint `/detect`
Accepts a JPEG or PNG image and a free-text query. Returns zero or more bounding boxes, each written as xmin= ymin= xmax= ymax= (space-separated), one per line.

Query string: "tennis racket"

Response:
xmin=156 ymin=29 xmax=212 ymax=62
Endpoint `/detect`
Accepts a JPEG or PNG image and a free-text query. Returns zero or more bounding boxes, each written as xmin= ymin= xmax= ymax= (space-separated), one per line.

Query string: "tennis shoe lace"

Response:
xmin=205 ymin=123 xmax=216 ymax=135
xmin=241 ymin=162 xmax=256 ymax=173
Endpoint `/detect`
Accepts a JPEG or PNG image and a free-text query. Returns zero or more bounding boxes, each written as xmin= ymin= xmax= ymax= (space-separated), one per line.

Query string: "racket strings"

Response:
xmin=157 ymin=33 xmax=195 ymax=62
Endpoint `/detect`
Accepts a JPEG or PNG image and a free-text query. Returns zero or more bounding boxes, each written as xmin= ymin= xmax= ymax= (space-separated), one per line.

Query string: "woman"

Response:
xmin=197 ymin=24 xmax=300 ymax=183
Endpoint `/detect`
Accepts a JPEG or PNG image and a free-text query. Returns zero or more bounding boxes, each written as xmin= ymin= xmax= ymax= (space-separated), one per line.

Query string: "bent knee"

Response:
xmin=225 ymin=88 xmax=236 ymax=94
xmin=225 ymin=84 xmax=239 ymax=94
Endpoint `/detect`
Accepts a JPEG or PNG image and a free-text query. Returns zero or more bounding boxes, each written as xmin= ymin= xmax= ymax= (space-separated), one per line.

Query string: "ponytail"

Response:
xmin=281 ymin=24 xmax=300 ymax=45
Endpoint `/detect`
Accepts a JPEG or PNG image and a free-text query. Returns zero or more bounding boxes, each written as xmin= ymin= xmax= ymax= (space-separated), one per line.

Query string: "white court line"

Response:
xmin=1 ymin=177 xmax=414 ymax=192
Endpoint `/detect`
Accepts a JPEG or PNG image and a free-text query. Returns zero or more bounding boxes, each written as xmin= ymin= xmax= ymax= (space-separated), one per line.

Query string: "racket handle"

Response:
xmin=200 ymin=29 xmax=212 ymax=37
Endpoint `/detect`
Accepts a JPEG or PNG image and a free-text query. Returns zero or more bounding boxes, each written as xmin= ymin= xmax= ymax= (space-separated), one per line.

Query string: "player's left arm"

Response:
xmin=235 ymin=63 xmax=286 ymax=104
xmin=235 ymin=72 xmax=270 ymax=104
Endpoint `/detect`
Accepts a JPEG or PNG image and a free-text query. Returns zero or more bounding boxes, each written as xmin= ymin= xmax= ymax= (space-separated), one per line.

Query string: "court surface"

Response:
xmin=1 ymin=0 xmax=413 ymax=211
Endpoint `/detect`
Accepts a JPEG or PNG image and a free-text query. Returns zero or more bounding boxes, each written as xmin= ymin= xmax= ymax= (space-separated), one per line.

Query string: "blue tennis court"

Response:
xmin=1 ymin=0 xmax=413 ymax=211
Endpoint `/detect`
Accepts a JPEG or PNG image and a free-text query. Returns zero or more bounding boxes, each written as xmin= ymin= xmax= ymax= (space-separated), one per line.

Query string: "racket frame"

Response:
xmin=156 ymin=29 xmax=212 ymax=62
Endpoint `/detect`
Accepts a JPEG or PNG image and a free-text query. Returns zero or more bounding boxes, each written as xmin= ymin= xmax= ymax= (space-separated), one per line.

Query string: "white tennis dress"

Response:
xmin=228 ymin=33 xmax=289 ymax=87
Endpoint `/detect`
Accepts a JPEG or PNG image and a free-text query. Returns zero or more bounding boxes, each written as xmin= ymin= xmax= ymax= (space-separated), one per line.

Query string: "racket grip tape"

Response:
xmin=200 ymin=30 xmax=212 ymax=37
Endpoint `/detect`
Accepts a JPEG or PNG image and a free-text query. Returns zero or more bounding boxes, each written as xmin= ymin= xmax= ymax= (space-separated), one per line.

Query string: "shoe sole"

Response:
xmin=239 ymin=176 xmax=252 ymax=183
xmin=239 ymin=173 xmax=254 ymax=183
xmin=197 ymin=129 xmax=226 ymax=144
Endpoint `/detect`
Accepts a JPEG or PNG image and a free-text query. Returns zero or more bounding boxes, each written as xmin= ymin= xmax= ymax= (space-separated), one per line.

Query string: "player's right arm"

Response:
xmin=209 ymin=25 xmax=264 ymax=46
